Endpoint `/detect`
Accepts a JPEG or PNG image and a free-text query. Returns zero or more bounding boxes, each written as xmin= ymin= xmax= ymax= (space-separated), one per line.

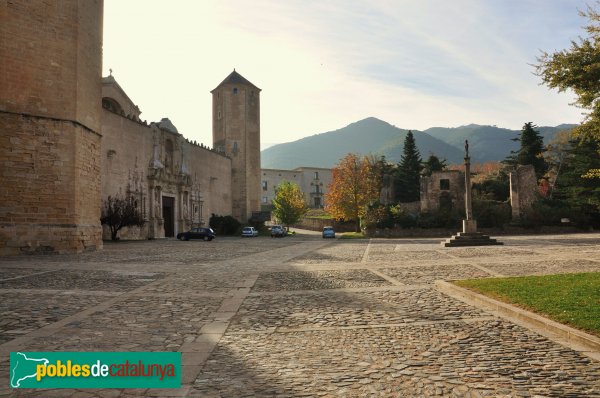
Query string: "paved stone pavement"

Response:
xmin=0 ymin=232 xmax=599 ymax=397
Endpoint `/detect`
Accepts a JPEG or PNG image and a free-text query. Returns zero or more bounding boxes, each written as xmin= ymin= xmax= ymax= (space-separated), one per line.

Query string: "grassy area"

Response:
xmin=455 ymin=272 xmax=600 ymax=336
xmin=339 ymin=232 xmax=367 ymax=239
xmin=304 ymin=209 xmax=333 ymax=220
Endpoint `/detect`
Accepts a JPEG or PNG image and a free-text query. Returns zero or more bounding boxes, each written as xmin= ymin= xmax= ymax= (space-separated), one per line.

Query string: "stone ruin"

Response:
xmin=420 ymin=170 xmax=465 ymax=213
xmin=509 ymin=164 xmax=538 ymax=221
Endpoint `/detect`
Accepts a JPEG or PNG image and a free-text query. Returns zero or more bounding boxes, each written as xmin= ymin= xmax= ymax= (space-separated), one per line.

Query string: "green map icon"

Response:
xmin=10 ymin=352 xmax=49 ymax=388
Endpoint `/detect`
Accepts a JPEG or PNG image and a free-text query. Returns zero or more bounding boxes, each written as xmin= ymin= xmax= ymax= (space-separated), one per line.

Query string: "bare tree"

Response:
xmin=100 ymin=194 xmax=145 ymax=241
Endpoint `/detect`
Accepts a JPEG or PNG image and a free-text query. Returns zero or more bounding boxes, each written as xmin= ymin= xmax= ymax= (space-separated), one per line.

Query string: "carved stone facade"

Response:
xmin=100 ymin=76 xmax=236 ymax=240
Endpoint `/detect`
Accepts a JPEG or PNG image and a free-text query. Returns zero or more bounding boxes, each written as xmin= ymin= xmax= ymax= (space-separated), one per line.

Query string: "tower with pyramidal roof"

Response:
xmin=211 ymin=70 xmax=261 ymax=223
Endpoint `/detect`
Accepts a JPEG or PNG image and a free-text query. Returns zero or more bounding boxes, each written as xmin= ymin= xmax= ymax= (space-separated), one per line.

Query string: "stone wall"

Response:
xmin=100 ymin=108 xmax=232 ymax=240
xmin=396 ymin=201 xmax=422 ymax=215
xmin=292 ymin=218 xmax=356 ymax=233
xmin=0 ymin=0 xmax=103 ymax=255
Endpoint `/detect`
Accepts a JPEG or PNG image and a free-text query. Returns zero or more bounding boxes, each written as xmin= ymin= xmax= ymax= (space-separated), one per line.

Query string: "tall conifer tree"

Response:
xmin=396 ymin=130 xmax=422 ymax=202
xmin=505 ymin=122 xmax=548 ymax=179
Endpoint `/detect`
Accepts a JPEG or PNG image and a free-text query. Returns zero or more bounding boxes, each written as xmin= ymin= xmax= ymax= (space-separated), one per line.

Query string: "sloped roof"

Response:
xmin=211 ymin=70 xmax=261 ymax=92
xmin=101 ymin=75 xmax=140 ymax=115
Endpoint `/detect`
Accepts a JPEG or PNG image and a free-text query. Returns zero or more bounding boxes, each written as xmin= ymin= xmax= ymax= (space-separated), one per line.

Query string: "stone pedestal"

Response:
xmin=463 ymin=220 xmax=477 ymax=233
xmin=442 ymin=230 xmax=503 ymax=247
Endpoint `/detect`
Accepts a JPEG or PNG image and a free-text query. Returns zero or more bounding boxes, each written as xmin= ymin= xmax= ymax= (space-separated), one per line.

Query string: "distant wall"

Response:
xmin=292 ymin=217 xmax=356 ymax=232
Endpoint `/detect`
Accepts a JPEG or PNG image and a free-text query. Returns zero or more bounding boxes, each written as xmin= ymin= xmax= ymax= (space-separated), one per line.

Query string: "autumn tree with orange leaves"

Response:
xmin=325 ymin=154 xmax=382 ymax=232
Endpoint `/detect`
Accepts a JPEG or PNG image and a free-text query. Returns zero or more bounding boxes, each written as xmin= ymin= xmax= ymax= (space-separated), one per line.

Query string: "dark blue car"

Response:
xmin=177 ymin=227 xmax=215 ymax=241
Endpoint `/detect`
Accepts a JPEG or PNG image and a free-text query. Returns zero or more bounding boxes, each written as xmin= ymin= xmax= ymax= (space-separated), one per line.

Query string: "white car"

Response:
xmin=241 ymin=226 xmax=259 ymax=237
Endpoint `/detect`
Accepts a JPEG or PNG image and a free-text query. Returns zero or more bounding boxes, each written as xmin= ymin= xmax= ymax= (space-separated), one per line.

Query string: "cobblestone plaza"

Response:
xmin=1 ymin=232 xmax=599 ymax=397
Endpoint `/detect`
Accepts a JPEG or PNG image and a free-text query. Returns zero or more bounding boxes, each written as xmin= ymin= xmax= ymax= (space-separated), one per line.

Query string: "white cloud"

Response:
xmin=102 ymin=0 xmax=586 ymax=149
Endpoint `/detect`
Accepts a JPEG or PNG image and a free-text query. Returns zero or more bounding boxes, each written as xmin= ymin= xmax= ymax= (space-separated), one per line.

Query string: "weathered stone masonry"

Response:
xmin=0 ymin=0 xmax=104 ymax=255
xmin=1 ymin=1 xmax=262 ymax=253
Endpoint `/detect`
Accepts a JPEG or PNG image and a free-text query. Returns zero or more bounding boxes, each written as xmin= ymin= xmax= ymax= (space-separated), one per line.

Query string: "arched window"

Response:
xmin=102 ymin=97 xmax=123 ymax=114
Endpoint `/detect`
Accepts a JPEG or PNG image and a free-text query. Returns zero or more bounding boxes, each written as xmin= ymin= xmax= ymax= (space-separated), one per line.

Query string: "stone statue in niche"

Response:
xmin=183 ymin=200 xmax=189 ymax=221
xmin=154 ymin=189 xmax=161 ymax=218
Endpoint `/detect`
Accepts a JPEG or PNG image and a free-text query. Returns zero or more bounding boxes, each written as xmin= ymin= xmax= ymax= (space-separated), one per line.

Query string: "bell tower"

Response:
xmin=211 ymin=70 xmax=261 ymax=223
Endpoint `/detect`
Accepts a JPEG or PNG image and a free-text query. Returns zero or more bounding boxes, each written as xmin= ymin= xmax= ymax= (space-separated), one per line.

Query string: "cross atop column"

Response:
xmin=441 ymin=139 xmax=503 ymax=246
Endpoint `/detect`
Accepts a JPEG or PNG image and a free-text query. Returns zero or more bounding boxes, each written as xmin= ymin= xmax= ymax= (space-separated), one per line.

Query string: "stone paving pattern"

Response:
xmin=0 ymin=233 xmax=598 ymax=397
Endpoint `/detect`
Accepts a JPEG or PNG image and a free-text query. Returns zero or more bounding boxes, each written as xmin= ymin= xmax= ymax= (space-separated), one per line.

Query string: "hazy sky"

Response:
xmin=103 ymin=0 xmax=588 ymax=149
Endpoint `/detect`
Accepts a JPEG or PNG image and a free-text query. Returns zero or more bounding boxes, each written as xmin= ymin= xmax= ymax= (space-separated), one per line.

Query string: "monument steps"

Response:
xmin=442 ymin=232 xmax=503 ymax=247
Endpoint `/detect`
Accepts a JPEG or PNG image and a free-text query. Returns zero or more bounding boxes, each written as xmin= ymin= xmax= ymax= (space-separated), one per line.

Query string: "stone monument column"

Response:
xmin=463 ymin=140 xmax=477 ymax=233
xmin=442 ymin=140 xmax=502 ymax=247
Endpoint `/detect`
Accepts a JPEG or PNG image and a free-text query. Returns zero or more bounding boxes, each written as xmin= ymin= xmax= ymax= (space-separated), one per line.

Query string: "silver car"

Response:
xmin=241 ymin=226 xmax=259 ymax=237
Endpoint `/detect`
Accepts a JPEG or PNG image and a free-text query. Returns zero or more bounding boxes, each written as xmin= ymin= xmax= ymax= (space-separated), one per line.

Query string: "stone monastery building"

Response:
xmin=101 ymin=71 xmax=261 ymax=241
xmin=0 ymin=1 xmax=261 ymax=254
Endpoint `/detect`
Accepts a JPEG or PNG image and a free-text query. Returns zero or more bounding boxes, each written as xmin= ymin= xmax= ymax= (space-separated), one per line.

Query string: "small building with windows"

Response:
xmin=260 ymin=167 xmax=332 ymax=209
xmin=420 ymin=170 xmax=465 ymax=213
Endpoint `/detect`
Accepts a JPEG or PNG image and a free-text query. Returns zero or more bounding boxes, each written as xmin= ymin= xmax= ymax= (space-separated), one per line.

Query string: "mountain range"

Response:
xmin=260 ymin=117 xmax=576 ymax=169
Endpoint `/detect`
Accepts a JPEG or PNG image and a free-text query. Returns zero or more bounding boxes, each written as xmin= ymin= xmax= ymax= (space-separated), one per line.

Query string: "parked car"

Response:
xmin=177 ymin=227 xmax=215 ymax=241
xmin=241 ymin=226 xmax=259 ymax=237
xmin=270 ymin=225 xmax=286 ymax=237
xmin=322 ymin=226 xmax=335 ymax=239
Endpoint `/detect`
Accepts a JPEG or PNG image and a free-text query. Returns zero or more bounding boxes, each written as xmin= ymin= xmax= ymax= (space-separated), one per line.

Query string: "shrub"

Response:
xmin=473 ymin=171 xmax=510 ymax=201
xmin=416 ymin=209 xmax=462 ymax=229
xmin=209 ymin=214 xmax=241 ymax=235
xmin=364 ymin=203 xmax=393 ymax=229
xmin=519 ymin=198 xmax=598 ymax=229
xmin=472 ymin=197 xmax=511 ymax=228
xmin=390 ymin=204 xmax=417 ymax=228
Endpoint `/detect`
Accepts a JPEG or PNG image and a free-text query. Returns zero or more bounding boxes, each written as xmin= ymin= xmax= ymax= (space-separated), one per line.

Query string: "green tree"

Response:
xmin=100 ymin=194 xmax=145 ymax=241
xmin=535 ymin=5 xmax=600 ymax=148
xmin=553 ymin=137 xmax=600 ymax=226
xmin=507 ymin=122 xmax=548 ymax=178
xmin=421 ymin=154 xmax=447 ymax=177
xmin=325 ymin=154 xmax=381 ymax=232
xmin=395 ymin=130 xmax=422 ymax=202
xmin=472 ymin=171 xmax=510 ymax=202
xmin=272 ymin=180 xmax=308 ymax=229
